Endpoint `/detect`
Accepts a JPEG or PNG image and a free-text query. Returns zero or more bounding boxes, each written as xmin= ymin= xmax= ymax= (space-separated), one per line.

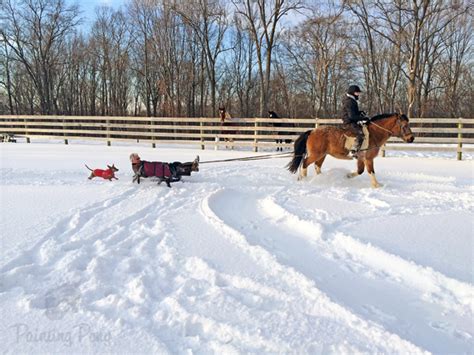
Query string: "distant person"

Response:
xmin=341 ymin=85 xmax=369 ymax=157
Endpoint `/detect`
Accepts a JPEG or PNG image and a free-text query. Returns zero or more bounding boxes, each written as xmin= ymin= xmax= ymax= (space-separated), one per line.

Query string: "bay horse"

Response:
xmin=287 ymin=113 xmax=415 ymax=188
xmin=218 ymin=107 xmax=236 ymax=149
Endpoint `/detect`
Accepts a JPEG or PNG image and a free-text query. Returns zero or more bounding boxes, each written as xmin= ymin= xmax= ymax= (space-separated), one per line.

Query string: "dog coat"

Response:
xmin=93 ymin=168 xmax=116 ymax=179
xmin=141 ymin=161 xmax=173 ymax=178
xmin=132 ymin=158 xmax=197 ymax=187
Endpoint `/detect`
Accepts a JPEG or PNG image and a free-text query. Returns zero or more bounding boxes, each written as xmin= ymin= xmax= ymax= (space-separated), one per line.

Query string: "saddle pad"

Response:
xmin=142 ymin=161 xmax=171 ymax=178
xmin=344 ymin=125 xmax=370 ymax=151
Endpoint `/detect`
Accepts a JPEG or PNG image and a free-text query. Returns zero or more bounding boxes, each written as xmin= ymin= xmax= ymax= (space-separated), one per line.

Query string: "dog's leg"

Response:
xmin=88 ymin=173 xmax=95 ymax=180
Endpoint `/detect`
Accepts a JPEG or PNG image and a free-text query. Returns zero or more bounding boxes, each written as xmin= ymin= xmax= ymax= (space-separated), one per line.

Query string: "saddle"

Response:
xmin=343 ymin=125 xmax=370 ymax=152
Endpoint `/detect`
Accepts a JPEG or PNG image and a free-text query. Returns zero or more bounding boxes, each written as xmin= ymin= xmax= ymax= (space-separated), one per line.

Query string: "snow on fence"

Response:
xmin=0 ymin=115 xmax=473 ymax=160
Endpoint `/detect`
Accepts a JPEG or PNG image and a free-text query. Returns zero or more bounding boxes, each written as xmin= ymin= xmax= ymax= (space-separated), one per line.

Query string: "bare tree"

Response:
xmin=232 ymin=0 xmax=303 ymax=117
xmin=226 ymin=14 xmax=257 ymax=117
xmin=90 ymin=6 xmax=132 ymax=116
xmin=172 ymin=0 xmax=228 ymax=116
xmin=0 ymin=37 xmax=15 ymax=114
xmin=437 ymin=10 xmax=472 ymax=117
xmin=281 ymin=5 xmax=348 ymax=117
xmin=1 ymin=0 xmax=80 ymax=114
xmin=1 ymin=0 xmax=472 ymax=118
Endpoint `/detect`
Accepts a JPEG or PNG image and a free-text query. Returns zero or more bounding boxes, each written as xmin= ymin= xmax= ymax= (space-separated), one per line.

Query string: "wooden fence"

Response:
xmin=0 ymin=115 xmax=473 ymax=160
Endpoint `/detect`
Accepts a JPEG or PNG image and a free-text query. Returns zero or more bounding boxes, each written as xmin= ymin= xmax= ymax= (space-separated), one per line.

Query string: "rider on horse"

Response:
xmin=341 ymin=85 xmax=369 ymax=158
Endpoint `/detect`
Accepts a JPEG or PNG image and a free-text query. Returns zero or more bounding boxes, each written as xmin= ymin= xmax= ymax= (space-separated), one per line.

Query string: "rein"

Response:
xmin=369 ymin=121 xmax=393 ymax=135
xmin=355 ymin=117 xmax=401 ymax=153
xmin=369 ymin=117 xmax=403 ymax=139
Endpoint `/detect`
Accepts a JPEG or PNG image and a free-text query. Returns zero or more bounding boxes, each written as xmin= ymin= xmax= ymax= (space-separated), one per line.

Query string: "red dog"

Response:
xmin=85 ymin=164 xmax=119 ymax=181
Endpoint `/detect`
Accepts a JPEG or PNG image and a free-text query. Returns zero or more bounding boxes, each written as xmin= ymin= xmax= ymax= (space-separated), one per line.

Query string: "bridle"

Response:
xmin=369 ymin=115 xmax=408 ymax=139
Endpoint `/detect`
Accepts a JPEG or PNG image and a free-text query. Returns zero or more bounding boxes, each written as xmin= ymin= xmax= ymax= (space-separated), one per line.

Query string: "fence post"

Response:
xmin=24 ymin=117 xmax=30 ymax=143
xmin=457 ymin=118 xmax=463 ymax=161
xmin=106 ymin=118 xmax=111 ymax=146
xmin=151 ymin=118 xmax=156 ymax=148
xmin=200 ymin=120 xmax=205 ymax=150
xmin=315 ymin=117 xmax=319 ymax=129
xmin=253 ymin=119 xmax=258 ymax=152
xmin=63 ymin=118 xmax=68 ymax=145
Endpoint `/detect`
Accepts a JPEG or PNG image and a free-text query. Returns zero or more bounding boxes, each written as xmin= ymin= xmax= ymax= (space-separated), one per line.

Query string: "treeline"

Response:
xmin=0 ymin=0 xmax=472 ymax=118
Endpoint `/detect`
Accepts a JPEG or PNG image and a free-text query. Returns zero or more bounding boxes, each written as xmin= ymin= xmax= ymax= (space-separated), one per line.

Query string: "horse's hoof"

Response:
xmin=347 ymin=172 xmax=357 ymax=179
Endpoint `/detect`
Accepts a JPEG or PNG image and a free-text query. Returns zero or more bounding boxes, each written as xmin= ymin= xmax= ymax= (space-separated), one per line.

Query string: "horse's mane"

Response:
xmin=370 ymin=113 xmax=409 ymax=122
xmin=370 ymin=113 xmax=396 ymax=121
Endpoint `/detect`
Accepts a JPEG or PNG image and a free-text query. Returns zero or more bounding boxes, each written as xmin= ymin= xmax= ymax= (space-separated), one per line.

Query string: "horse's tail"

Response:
xmin=287 ymin=130 xmax=311 ymax=174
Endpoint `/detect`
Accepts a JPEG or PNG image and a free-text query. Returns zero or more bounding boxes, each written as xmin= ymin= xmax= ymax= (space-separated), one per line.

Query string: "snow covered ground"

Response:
xmin=0 ymin=141 xmax=473 ymax=354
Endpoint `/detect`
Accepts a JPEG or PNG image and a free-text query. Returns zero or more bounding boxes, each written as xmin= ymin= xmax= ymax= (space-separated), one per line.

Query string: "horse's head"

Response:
xmin=268 ymin=110 xmax=279 ymax=118
xmin=371 ymin=113 xmax=414 ymax=143
xmin=394 ymin=113 xmax=415 ymax=143
xmin=218 ymin=107 xmax=225 ymax=121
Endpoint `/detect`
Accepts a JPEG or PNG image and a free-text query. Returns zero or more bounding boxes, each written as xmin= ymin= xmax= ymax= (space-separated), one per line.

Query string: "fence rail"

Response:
xmin=1 ymin=115 xmax=473 ymax=160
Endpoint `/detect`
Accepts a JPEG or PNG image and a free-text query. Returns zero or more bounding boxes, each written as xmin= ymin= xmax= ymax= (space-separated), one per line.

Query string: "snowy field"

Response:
xmin=0 ymin=141 xmax=473 ymax=354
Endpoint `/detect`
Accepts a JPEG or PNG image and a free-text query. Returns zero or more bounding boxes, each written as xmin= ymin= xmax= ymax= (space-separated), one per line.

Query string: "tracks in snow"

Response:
xmin=1 ymin=161 xmax=473 ymax=353
xmin=203 ymin=187 xmax=473 ymax=354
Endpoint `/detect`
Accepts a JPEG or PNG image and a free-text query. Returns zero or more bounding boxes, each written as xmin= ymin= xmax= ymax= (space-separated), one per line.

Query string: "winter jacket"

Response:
xmin=341 ymin=94 xmax=365 ymax=124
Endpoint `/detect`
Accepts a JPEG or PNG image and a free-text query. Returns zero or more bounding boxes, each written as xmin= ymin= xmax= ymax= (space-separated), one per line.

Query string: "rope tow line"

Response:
xmin=199 ymin=151 xmax=294 ymax=164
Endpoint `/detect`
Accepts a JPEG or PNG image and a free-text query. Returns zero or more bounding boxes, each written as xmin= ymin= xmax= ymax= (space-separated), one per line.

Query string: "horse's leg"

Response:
xmin=298 ymin=158 xmax=309 ymax=180
xmin=347 ymin=158 xmax=365 ymax=178
xmin=315 ymin=155 xmax=326 ymax=175
xmin=365 ymin=159 xmax=381 ymax=188
xmin=298 ymin=156 xmax=317 ymax=180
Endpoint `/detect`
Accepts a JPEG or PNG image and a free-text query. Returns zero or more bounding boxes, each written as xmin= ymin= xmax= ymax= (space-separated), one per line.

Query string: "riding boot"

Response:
xmin=350 ymin=136 xmax=363 ymax=158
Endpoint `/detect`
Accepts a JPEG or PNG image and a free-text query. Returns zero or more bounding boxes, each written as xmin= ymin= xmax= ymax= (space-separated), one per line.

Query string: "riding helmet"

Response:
xmin=347 ymin=85 xmax=362 ymax=94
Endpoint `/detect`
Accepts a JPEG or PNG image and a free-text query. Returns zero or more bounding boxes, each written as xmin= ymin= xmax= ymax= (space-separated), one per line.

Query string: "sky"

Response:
xmin=70 ymin=0 xmax=307 ymax=33
xmin=71 ymin=0 xmax=127 ymax=31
